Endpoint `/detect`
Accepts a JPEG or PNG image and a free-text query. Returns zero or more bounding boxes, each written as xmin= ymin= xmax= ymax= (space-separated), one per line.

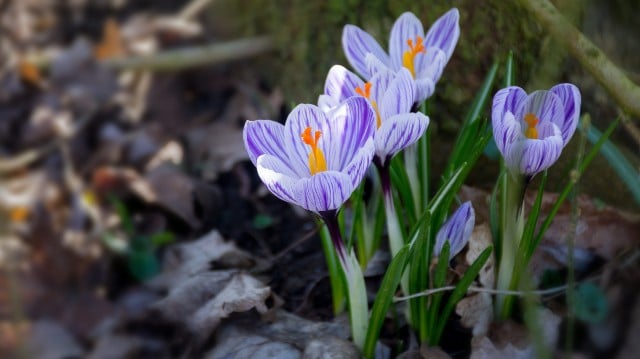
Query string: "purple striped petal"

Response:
xmin=256 ymin=154 xmax=299 ymax=204
xmin=515 ymin=91 xmax=564 ymax=129
xmin=284 ymin=104 xmax=332 ymax=177
xmin=413 ymin=47 xmax=446 ymax=102
xmin=369 ymin=69 xmax=395 ymax=106
xmin=492 ymin=87 xmax=527 ymax=126
xmin=414 ymin=47 xmax=446 ymax=82
xmin=374 ymin=112 xmax=429 ymax=164
xmin=434 ymin=201 xmax=474 ymax=260
xmin=389 ymin=12 xmax=425 ymax=71
xmin=342 ymin=25 xmax=390 ymax=79
xmin=324 ymin=65 xmax=363 ymax=103
xmin=324 ymin=97 xmax=376 ymax=170
xmin=517 ymin=131 xmax=563 ymax=175
xmin=365 ymin=52 xmax=393 ymax=77
xmin=295 ymin=171 xmax=353 ymax=212
xmin=492 ymin=111 xmax=522 ymax=163
xmin=380 ymin=68 xmax=415 ymax=120
xmin=424 ymin=8 xmax=460 ymax=63
xmin=550 ymin=83 xmax=581 ymax=145
xmin=243 ymin=120 xmax=288 ymax=166
xmin=343 ymin=138 xmax=375 ymax=188
xmin=414 ymin=77 xmax=436 ymax=104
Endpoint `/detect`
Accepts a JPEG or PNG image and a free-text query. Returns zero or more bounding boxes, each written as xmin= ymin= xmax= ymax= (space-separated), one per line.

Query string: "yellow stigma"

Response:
xmin=301 ymin=127 xmax=327 ymax=175
xmin=524 ymin=113 xmax=540 ymax=139
xmin=402 ymin=36 xmax=426 ymax=78
xmin=355 ymin=82 xmax=382 ymax=128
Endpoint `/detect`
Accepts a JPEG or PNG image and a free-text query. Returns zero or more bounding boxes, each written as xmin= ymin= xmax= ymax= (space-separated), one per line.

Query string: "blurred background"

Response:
xmin=0 ymin=0 xmax=638 ymax=357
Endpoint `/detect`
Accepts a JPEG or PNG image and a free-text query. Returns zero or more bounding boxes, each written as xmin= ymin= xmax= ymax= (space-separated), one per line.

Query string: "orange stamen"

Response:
xmin=402 ymin=36 xmax=426 ymax=78
xmin=524 ymin=113 xmax=539 ymax=139
xmin=301 ymin=127 xmax=327 ymax=175
xmin=355 ymin=82 xmax=382 ymax=128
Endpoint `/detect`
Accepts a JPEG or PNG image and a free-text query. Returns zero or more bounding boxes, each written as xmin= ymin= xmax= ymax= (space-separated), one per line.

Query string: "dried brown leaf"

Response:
xmin=205 ymin=325 xmax=301 ymax=359
xmin=185 ymin=122 xmax=249 ymax=181
xmin=24 ymin=320 xmax=84 ymax=359
xmin=188 ymin=273 xmax=271 ymax=335
xmin=456 ymin=293 xmax=493 ymax=338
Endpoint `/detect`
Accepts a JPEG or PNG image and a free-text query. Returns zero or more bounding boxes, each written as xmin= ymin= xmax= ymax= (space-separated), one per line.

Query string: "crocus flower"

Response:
xmin=342 ymin=9 xmax=460 ymax=104
xmin=434 ymin=201 xmax=475 ymax=260
xmin=243 ymin=97 xmax=376 ymax=213
xmin=318 ymin=65 xmax=429 ymax=166
xmin=492 ymin=84 xmax=581 ymax=176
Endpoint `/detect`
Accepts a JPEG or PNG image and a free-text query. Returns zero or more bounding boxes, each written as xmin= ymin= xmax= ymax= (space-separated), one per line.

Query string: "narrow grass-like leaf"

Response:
xmin=390 ymin=156 xmax=417 ymax=224
xmin=432 ymin=246 xmax=493 ymax=344
xmin=427 ymin=242 xmax=450 ymax=341
xmin=408 ymin=210 xmax=433 ymax=341
xmin=529 ymin=117 xmax=620 ymax=261
xmin=504 ymin=51 xmax=514 ymax=87
xmin=319 ymin=223 xmax=346 ymax=314
xmin=408 ymin=165 xmax=467 ymax=247
xmin=445 ymin=62 xmax=498 ymax=178
xmin=586 ymin=123 xmax=640 ymax=205
xmin=363 ymin=245 xmax=411 ymax=359
xmin=521 ymin=171 xmax=547 ymax=251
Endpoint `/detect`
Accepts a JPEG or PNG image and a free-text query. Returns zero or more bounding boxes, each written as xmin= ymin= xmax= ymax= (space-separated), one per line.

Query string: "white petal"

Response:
xmin=374 ymin=113 xmax=429 ymax=165
xmin=256 ymin=154 xmax=300 ymax=205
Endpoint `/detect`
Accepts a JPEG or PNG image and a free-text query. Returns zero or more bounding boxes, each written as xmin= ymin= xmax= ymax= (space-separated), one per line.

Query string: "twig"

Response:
xmin=517 ymin=0 xmax=640 ymax=120
xmin=102 ymin=36 xmax=274 ymax=72
xmin=179 ymin=0 xmax=217 ymax=20
xmin=394 ymin=284 xmax=570 ymax=302
xmin=0 ymin=109 xmax=96 ymax=174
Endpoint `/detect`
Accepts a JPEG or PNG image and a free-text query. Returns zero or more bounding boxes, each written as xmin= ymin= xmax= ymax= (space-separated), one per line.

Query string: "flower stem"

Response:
xmin=495 ymin=172 xmax=525 ymax=320
xmin=321 ymin=212 xmax=369 ymax=351
xmin=377 ymin=163 xmax=411 ymax=322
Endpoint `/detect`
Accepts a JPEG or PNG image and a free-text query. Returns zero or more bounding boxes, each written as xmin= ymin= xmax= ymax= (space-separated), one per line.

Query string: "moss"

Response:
xmin=227 ymin=0 xmax=542 ymax=114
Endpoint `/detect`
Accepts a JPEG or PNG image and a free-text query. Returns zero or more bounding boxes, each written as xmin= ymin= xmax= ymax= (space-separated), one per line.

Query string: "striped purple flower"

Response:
xmin=342 ymin=9 xmax=460 ymax=104
xmin=492 ymin=84 xmax=581 ymax=176
xmin=318 ymin=65 xmax=429 ymax=166
xmin=434 ymin=202 xmax=475 ymax=260
xmin=243 ymin=97 xmax=375 ymax=213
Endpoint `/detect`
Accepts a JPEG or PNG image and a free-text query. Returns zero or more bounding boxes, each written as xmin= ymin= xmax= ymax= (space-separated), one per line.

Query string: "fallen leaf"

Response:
xmin=17 ymin=59 xmax=43 ymax=87
xmin=465 ymin=223 xmax=495 ymax=288
xmin=456 ymin=293 xmax=492 ymax=338
xmin=470 ymin=336 xmax=533 ymax=359
xmin=149 ymin=229 xmax=255 ymax=289
xmin=143 ymin=164 xmax=200 ymax=228
xmin=188 ymin=273 xmax=271 ymax=335
xmin=95 ymin=18 xmax=125 ymax=60
xmin=88 ymin=334 xmax=141 ymax=359
xmin=303 ymin=337 xmax=359 ymax=359
xmin=185 ymin=122 xmax=249 ymax=181
xmin=205 ymin=325 xmax=301 ymax=359
xmin=24 ymin=320 xmax=84 ymax=359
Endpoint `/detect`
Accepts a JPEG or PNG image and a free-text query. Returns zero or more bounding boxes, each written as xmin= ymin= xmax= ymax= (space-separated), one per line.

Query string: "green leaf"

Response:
xmin=252 ymin=214 xmax=274 ymax=229
xmin=150 ymin=231 xmax=175 ymax=247
xmin=529 ymin=117 xmax=620 ymax=260
xmin=128 ymin=249 xmax=160 ymax=281
xmin=586 ymin=122 xmax=640 ymax=205
xmin=109 ymin=196 xmax=134 ymax=235
xmin=319 ymin=222 xmax=346 ymax=315
xmin=572 ymin=282 xmax=608 ymax=324
xmin=363 ymin=246 xmax=410 ymax=359
xmin=426 ymin=242 xmax=450 ymax=342
xmin=433 ymin=246 xmax=493 ymax=344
